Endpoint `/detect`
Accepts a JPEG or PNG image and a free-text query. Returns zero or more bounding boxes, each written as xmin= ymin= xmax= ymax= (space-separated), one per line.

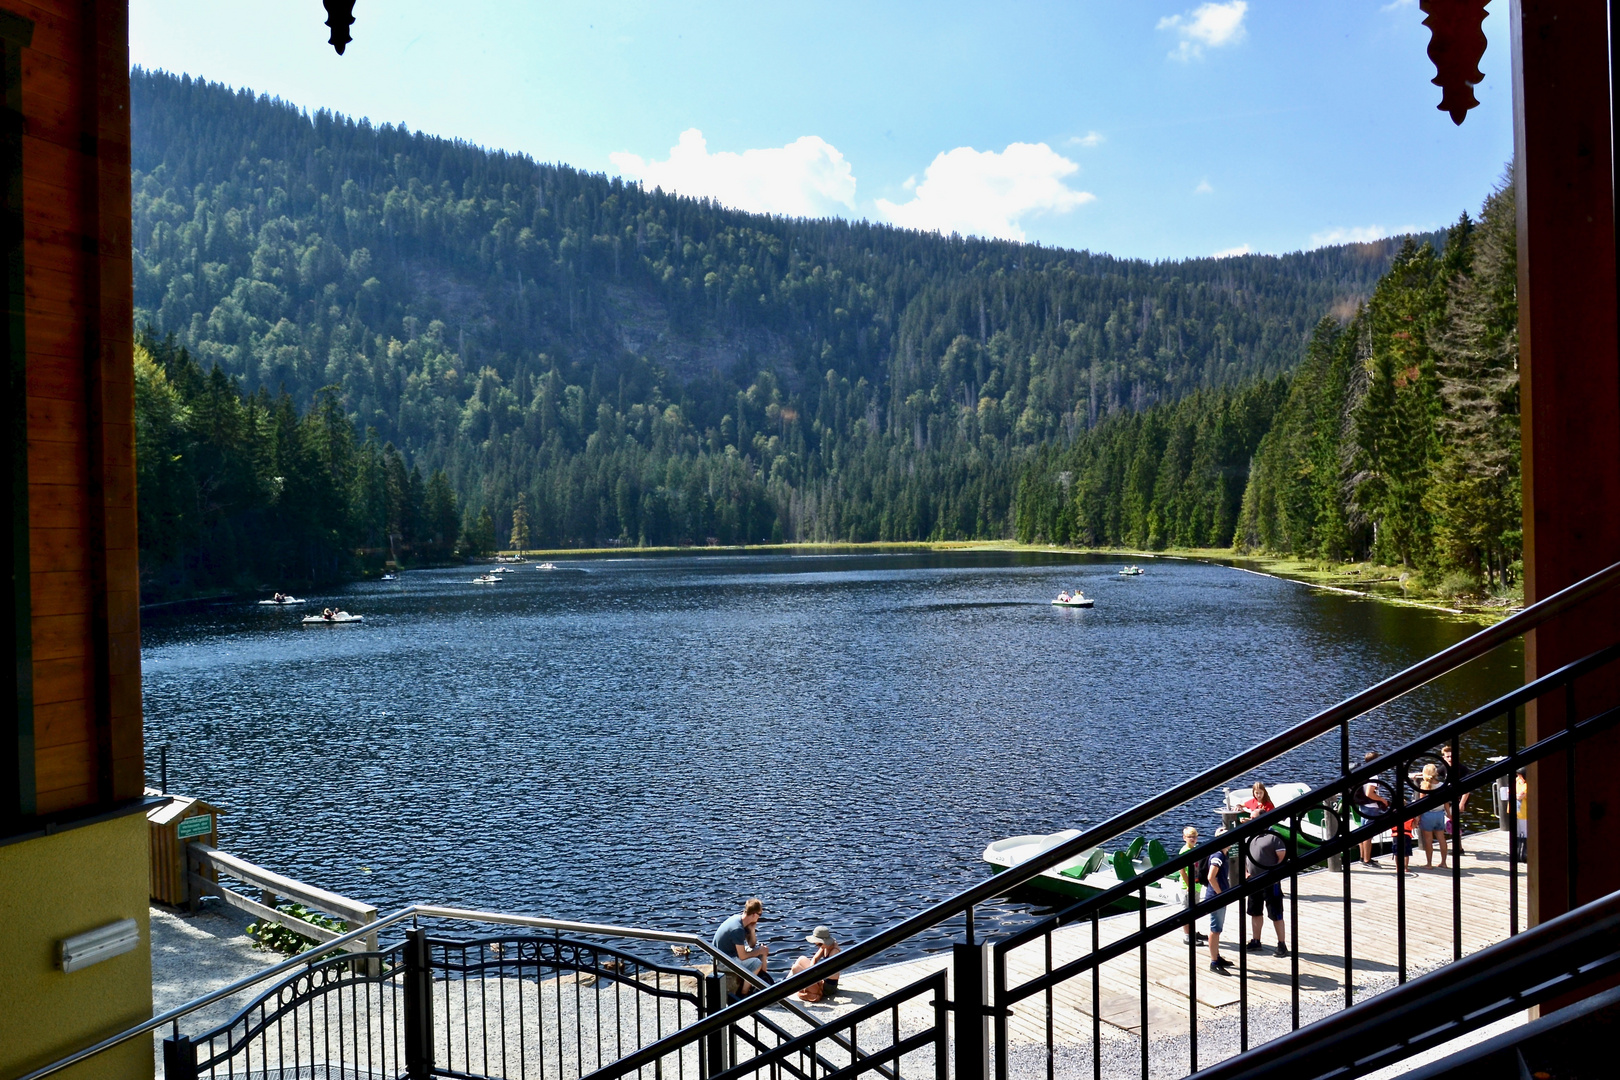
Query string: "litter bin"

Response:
xmin=147 ymin=789 xmax=221 ymax=907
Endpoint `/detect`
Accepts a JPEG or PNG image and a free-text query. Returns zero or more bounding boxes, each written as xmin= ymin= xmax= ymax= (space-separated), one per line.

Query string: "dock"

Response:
xmin=819 ymin=829 xmax=1527 ymax=1070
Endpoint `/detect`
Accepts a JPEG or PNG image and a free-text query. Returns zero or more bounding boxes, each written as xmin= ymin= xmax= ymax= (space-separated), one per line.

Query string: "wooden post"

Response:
xmin=1511 ymin=0 xmax=1620 ymax=932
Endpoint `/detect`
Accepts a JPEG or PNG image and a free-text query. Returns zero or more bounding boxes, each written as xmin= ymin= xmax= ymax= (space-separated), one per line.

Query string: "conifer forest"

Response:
xmin=128 ymin=70 xmax=1518 ymax=599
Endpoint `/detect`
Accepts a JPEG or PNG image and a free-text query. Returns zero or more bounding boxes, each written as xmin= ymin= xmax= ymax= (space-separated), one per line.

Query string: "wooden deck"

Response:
xmin=820 ymin=829 xmax=1527 ymax=1049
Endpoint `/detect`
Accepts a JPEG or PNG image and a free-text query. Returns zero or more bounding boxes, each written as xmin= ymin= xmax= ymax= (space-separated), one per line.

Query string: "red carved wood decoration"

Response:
xmin=1421 ymin=0 xmax=1490 ymax=125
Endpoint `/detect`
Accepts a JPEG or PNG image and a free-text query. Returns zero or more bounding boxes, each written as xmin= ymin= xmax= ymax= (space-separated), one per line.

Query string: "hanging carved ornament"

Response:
xmin=1420 ymin=0 xmax=1489 ymax=125
xmin=323 ymin=0 xmax=356 ymax=55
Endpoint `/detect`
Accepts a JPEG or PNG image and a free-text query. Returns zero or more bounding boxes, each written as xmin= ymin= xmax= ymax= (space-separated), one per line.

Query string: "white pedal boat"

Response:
xmin=301 ymin=611 xmax=363 ymax=625
xmin=536 ymin=562 xmax=557 ymax=571
xmin=258 ymin=597 xmax=304 ymax=606
xmin=983 ymin=830 xmax=1182 ymax=909
xmin=472 ymin=574 xmax=501 ymax=584
xmin=1051 ymin=592 xmax=1093 ymax=607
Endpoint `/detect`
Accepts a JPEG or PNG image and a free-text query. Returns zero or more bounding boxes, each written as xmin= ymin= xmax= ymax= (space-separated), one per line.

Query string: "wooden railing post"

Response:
xmin=357 ymin=909 xmax=379 ymax=976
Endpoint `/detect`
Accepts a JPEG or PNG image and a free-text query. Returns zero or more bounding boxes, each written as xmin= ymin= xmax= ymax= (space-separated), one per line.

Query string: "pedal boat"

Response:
xmin=983 ymin=831 xmax=1181 ymax=909
xmin=301 ymin=611 xmax=363 ymax=625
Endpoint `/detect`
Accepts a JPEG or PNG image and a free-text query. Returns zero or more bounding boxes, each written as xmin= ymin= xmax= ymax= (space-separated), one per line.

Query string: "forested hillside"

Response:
xmin=1016 ymin=174 xmax=1520 ymax=594
xmin=134 ymin=331 xmax=463 ymax=601
xmin=130 ymin=69 xmax=1406 ymax=555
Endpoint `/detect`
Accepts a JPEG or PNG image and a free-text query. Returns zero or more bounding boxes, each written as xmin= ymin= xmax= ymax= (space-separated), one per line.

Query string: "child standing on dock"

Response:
xmin=1205 ymin=828 xmax=1233 ymax=974
xmin=1179 ymin=826 xmax=1206 ymax=947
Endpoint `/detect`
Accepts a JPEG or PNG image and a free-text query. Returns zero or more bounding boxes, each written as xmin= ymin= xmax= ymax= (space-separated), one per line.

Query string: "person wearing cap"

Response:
xmin=713 ymin=898 xmax=769 ymax=993
xmin=790 ymin=925 xmax=843 ymax=1001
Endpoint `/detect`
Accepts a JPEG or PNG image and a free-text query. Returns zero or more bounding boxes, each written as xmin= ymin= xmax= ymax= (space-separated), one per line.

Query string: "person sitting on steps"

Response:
xmin=789 ymin=925 xmax=842 ymax=1002
xmin=713 ymin=898 xmax=770 ymax=996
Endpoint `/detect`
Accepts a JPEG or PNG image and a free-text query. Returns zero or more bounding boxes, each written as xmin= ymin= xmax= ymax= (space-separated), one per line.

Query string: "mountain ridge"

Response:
xmin=130 ymin=67 xmax=1421 ymax=546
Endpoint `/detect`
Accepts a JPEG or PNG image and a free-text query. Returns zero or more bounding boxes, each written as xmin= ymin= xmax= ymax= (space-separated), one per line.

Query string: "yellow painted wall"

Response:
xmin=0 ymin=813 xmax=153 ymax=1080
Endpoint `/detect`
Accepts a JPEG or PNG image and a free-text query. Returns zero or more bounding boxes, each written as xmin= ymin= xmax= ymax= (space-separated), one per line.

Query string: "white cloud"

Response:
xmin=1381 ymin=0 xmax=1417 ymax=10
xmin=1068 ymin=131 xmax=1104 ymax=148
xmin=875 ymin=143 xmax=1095 ymax=242
xmin=1195 ymin=178 xmax=1214 ymax=195
xmin=609 ymin=128 xmax=856 ymax=218
xmin=1213 ymin=244 xmax=1251 ymax=257
xmin=1158 ymin=1 xmax=1248 ymax=61
xmin=1309 ymin=224 xmax=1425 ymax=247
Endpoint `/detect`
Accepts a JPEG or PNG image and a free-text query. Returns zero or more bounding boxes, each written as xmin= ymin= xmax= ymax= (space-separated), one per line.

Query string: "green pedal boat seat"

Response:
xmin=1113 ymin=850 xmax=1135 ymax=880
xmin=1146 ymin=839 xmax=1169 ymax=867
xmin=1060 ymin=848 xmax=1107 ymax=879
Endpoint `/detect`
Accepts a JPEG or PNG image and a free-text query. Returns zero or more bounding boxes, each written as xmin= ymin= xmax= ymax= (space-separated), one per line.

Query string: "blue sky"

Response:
xmin=130 ymin=1 xmax=1513 ymax=260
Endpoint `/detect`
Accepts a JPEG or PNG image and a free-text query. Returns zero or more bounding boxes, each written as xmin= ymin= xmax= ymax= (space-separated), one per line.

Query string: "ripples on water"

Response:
xmin=140 ymin=552 xmax=1521 ymax=962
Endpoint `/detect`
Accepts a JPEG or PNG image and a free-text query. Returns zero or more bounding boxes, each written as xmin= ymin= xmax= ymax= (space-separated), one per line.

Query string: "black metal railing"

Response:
xmin=1188 ymin=885 xmax=1620 ymax=1080
xmin=161 ymin=928 xmax=717 ymax=1080
xmin=154 ymin=919 xmax=932 ymax=1080
xmin=571 ymin=560 xmax=1620 ymax=1080
xmin=163 ymin=941 xmax=410 ymax=1080
xmin=988 ymin=647 xmax=1620 ymax=1080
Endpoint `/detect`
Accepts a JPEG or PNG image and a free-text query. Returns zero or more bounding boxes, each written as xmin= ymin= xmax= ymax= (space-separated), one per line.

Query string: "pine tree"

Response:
xmin=1428 ymin=171 xmax=1520 ymax=587
xmin=509 ymin=492 xmax=532 ymax=552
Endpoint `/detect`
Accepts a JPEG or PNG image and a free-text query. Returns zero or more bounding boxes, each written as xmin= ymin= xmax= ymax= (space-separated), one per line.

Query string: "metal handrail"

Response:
xmin=1001 ymin=640 xmax=1620 ymax=956
xmin=13 ymin=902 xmax=797 ymax=1080
xmin=1188 ymin=886 xmax=1620 ymax=1080
xmin=574 ymin=559 xmax=1620 ymax=1079
xmin=997 ymin=701 xmax=1620 ymax=1007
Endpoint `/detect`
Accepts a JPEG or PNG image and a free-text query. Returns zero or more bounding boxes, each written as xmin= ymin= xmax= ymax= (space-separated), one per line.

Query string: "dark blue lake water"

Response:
xmin=139 ymin=551 xmax=1521 ymax=961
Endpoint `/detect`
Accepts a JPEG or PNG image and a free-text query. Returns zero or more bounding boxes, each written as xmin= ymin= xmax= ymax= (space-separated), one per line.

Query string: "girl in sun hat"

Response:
xmin=790 ymin=926 xmax=842 ymax=1002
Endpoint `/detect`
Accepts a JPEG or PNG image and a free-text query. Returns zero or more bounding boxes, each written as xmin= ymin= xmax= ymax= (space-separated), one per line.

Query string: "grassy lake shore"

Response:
xmin=494 ymin=541 xmax=1519 ymax=625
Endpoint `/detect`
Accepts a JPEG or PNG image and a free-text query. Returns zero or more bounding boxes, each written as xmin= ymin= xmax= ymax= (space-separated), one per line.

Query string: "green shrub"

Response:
xmin=1436 ymin=570 xmax=1481 ymax=601
xmin=247 ymin=903 xmax=348 ymax=955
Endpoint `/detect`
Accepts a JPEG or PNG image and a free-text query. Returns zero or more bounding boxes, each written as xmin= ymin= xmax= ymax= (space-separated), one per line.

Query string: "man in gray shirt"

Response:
xmin=713 ymin=898 xmax=770 ymax=991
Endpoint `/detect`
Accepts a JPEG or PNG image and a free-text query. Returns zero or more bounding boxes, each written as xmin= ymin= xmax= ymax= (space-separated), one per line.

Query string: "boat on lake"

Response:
xmin=380 ymin=573 xmax=398 ymax=581
xmin=472 ymin=574 xmax=501 ymax=584
xmin=489 ymin=566 xmax=514 ymax=574
xmin=1118 ymin=566 xmax=1144 ymax=576
xmin=1051 ymin=591 xmax=1093 ymax=607
xmin=302 ymin=611 xmax=363 ymax=625
xmin=982 ymin=830 xmax=1182 ymax=909
xmin=1215 ymin=782 xmax=1369 ymax=853
xmin=537 ymin=562 xmax=557 ymax=571
xmin=258 ymin=596 xmax=304 ymax=606
xmin=987 ymin=783 xmax=1366 ymax=908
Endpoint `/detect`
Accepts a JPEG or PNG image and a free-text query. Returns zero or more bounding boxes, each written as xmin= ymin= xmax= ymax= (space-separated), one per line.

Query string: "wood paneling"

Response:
xmin=6 ymin=0 xmax=143 ymax=818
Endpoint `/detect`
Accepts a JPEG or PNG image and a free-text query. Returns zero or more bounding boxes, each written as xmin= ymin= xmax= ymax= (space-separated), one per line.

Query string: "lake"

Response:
xmin=139 ymin=551 xmax=1522 ymax=961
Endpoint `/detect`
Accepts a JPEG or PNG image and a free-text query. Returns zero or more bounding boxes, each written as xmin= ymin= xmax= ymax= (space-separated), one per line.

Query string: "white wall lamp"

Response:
xmin=58 ymin=919 xmax=139 ymax=973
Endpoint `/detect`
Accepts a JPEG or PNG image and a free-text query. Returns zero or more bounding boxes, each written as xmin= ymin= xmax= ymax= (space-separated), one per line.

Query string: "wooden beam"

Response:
xmin=186 ymin=842 xmax=378 ymax=925
xmin=1 ymin=8 xmax=33 ymax=833
xmin=1511 ymin=0 xmax=1620 ymax=931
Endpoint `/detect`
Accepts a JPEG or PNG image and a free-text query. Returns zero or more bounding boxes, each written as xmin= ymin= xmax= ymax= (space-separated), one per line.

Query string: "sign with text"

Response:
xmin=177 ymin=814 xmax=213 ymax=839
